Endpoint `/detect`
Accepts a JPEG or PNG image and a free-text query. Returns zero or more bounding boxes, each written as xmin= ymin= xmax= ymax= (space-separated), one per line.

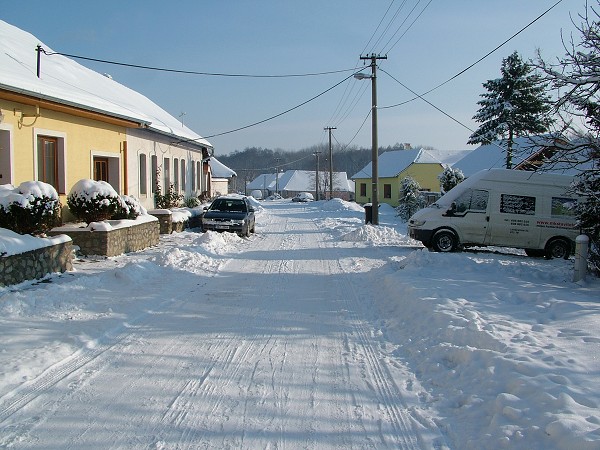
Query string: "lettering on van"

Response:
xmin=536 ymin=220 xmax=577 ymax=229
xmin=503 ymin=218 xmax=531 ymax=235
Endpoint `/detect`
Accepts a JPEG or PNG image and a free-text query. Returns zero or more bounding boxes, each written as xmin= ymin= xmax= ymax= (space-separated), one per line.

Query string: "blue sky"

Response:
xmin=2 ymin=0 xmax=582 ymax=155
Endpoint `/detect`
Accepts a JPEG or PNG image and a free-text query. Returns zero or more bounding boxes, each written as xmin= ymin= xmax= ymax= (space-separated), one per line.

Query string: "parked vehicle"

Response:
xmin=407 ymin=169 xmax=581 ymax=258
xmin=202 ymin=195 xmax=256 ymax=237
xmin=292 ymin=192 xmax=314 ymax=202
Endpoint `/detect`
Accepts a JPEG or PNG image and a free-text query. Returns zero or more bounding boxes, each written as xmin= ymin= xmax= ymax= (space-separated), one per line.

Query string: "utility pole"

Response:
xmin=275 ymin=158 xmax=280 ymax=195
xmin=313 ymin=151 xmax=322 ymax=200
xmin=324 ymin=127 xmax=336 ymax=200
xmin=357 ymin=53 xmax=387 ymax=225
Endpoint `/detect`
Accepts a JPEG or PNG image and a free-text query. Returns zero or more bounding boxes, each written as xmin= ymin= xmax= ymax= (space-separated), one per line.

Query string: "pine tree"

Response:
xmin=468 ymin=51 xmax=553 ymax=168
xmin=438 ymin=166 xmax=465 ymax=194
xmin=396 ymin=176 xmax=424 ymax=221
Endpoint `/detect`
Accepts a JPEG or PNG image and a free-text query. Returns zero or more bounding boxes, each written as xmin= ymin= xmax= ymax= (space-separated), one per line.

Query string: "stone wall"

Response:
xmin=0 ymin=240 xmax=73 ymax=287
xmin=149 ymin=210 xmax=173 ymax=234
xmin=48 ymin=219 xmax=159 ymax=257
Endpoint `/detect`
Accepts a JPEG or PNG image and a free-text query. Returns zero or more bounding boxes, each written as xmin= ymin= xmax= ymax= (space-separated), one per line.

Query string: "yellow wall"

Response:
xmin=1 ymin=99 xmax=126 ymax=192
xmin=353 ymin=163 xmax=444 ymax=207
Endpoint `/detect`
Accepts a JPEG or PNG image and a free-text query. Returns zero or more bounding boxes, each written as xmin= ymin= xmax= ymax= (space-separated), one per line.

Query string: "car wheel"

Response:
xmin=432 ymin=230 xmax=458 ymax=253
xmin=545 ymin=238 xmax=570 ymax=260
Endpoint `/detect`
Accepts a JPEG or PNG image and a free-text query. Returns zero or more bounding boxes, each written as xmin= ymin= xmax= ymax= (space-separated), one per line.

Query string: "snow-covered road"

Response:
xmin=0 ymin=201 xmax=443 ymax=449
xmin=2 ymin=199 xmax=599 ymax=449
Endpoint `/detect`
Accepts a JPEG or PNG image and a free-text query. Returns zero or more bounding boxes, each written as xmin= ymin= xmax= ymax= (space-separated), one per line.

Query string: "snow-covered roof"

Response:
xmin=0 ymin=20 xmax=211 ymax=148
xmin=247 ymin=170 xmax=353 ymax=192
xmin=351 ymin=148 xmax=470 ymax=179
xmin=454 ymin=136 xmax=554 ymax=177
xmin=208 ymin=157 xmax=236 ymax=179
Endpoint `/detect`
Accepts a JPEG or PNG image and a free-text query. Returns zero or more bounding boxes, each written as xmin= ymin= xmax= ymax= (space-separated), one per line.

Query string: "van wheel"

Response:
xmin=432 ymin=230 xmax=458 ymax=252
xmin=545 ymin=238 xmax=570 ymax=260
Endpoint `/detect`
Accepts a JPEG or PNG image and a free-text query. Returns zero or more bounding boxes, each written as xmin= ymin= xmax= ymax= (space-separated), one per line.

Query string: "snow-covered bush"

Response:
xmin=438 ymin=166 xmax=465 ymax=194
xmin=67 ymin=179 xmax=122 ymax=224
xmin=112 ymin=195 xmax=145 ymax=220
xmin=396 ymin=176 xmax=426 ymax=221
xmin=184 ymin=196 xmax=200 ymax=208
xmin=575 ymin=173 xmax=600 ymax=275
xmin=0 ymin=181 xmax=61 ymax=235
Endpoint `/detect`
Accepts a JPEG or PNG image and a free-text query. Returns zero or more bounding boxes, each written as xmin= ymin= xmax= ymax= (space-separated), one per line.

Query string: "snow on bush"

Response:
xmin=67 ymin=179 xmax=143 ymax=224
xmin=0 ymin=181 xmax=61 ymax=235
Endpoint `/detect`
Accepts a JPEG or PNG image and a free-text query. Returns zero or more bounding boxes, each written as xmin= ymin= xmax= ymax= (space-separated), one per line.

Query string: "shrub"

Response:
xmin=112 ymin=195 xmax=144 ymax=220
xmin=154 ymin=182 xmax=183 ymax=209
xmin=0 ymin=181 xmax=61 ymax=235
xmin=67 ymin=179 xmax=122 ymax=224
xmin=184 ymin=196 xmax=200 ymax=208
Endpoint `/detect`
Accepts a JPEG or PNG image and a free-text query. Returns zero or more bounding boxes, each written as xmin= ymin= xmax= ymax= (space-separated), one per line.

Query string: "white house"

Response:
xmin=247 ymin=170 xmax=354 ymax=200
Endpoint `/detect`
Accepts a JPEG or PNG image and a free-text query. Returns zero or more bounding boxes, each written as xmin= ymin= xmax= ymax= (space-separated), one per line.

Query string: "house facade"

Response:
xmin=0 ymin=20 xmax=229 ymax=217
xmin=351 ymin=148 xmax=470 ymax=207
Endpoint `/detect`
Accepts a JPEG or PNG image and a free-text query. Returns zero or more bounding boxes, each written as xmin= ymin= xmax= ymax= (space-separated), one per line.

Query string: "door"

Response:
xmin=446 ymin=188 xmax=490 ymax=245
xmin=94 ymin=157 xmax=109 ymax=182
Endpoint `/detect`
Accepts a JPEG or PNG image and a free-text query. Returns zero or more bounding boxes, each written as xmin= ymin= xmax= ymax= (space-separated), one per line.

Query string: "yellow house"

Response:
xmin=351 ymin=148 xmax=470 ymax=207
xmin=0 ymin=20 xmax=218 ymax=217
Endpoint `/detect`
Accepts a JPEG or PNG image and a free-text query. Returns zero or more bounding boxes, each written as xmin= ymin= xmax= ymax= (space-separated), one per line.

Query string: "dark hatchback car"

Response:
xmin=201 ymin=195 xmax=256 ymax=236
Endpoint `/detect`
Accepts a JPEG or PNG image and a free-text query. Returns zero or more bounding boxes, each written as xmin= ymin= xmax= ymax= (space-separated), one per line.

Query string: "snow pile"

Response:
xmin=320 ymin=198 xmax=364 ymax=213
xmin=193 ymin=230 xmax=244 ymax=255
xmin=373 ymin=248 xmax=600 ymax=449
xmin=341 ymin=224 xmax=417 ymax=246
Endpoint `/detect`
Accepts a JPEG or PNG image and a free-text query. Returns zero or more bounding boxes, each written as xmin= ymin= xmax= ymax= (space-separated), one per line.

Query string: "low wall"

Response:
xmin=149 ymin=209 xmax=204 ymax=234
xmin=0 ymin=240 xmax=73 ymax=287
xmin=49 ymin=218 xmax=159 ymax=257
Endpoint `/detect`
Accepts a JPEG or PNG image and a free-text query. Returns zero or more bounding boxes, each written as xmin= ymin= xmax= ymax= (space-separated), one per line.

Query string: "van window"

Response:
xmin=551 ymin=197 xmax=577 ymax=216
xmin=500 ymin=194 xmax=536 ymax=215
xmin=454 ymin=189 xmax=489 ymax=213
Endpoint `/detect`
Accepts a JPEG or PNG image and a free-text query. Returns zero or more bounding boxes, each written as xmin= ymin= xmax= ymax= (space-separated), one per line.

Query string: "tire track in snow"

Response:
xmin=321 ymin=227 xmax=424 ymax=449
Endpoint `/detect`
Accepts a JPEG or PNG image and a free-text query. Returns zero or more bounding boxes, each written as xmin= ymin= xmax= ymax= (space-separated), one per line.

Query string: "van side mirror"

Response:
xmin=443 ymin=202 xmax=457 ymax=217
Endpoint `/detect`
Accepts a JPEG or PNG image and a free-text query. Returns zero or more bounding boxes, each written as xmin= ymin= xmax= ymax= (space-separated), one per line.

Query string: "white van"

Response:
xmin=407 ymin=169 xmax=581 ymax=258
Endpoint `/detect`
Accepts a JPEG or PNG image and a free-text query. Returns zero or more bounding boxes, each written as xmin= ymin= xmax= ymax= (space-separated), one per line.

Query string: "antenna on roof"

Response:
xmin=179 ymin=112 xmax=186 ymax=127
xmin=36 ymin=45 xmax=43 ymax=78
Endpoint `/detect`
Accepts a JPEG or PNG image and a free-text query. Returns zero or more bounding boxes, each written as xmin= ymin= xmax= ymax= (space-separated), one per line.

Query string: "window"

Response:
xmin=197 ymin=161 xmax=202 ymax=191
xmin=36 ymin=132 xmax=66 ymax=194
xmin=151 ymin=155 xmax=158 ymax=194
xmin=181 ymin=160 xmax=186 ymax=192
xmin=360 ymin=183 xmax=367 ymax=197
xmin=500 ymin=194 xmax=536 ymax=215
xmin=173 ymin=158 xmax=179 ymax=191
xmin=139 ymin=154 xmax=147 ymax=195
xmin=453 ymin=189 xmax=489 ymax=214
xmin=37 ymin=136 xmax=59 ymax=190
xmin=383 ymin=184 xmax=391 ymax=199
xmin=552 ymin=197 xmax=577 ymax=216
xmin=164 ymin=158 xmax=170 ymax=189
xmin=191 ymin=161 xmax=196 ymax=191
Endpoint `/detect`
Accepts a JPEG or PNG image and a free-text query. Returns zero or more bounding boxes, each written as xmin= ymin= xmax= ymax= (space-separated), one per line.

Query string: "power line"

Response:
xmin=381 ymin=0 xmax=434 ymax=54
xmin=177 ymin=73 xmax=356 ymax=144
xmin=41 ymin=49 xmax=357 ymax=78
xmin=380 ymin=0 xmax=565 ymax=109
